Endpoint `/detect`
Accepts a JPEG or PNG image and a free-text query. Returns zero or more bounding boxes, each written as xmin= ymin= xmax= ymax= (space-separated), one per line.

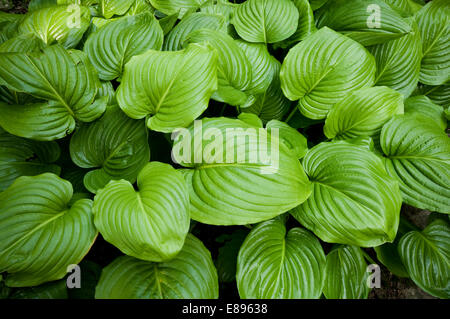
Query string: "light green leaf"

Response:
xmin=124 ymin=0 xmax=155 ymax=16
xmin=0 ymin=46 xmax=106 ymax=141
xmin=187 ymin=29 xmax=252 ymax=106
xmin=173 ymin=117 xmax=312 ymax=225
xmin=368 ymin=19 xmax=421 ymax=98
xmin=117 ymin=43 xmax=218 ymax=133
xmin=0 ymin=33 xmax=44 ymax=53
xmin=200 ymin=0 xmax=236 ymax=22
xmin=163 ymin=12 xmax=227 ymax=51
xmin=284 ymin=0 xmax=316 ymax=45
xmin=266 ymin=119 xmax=307 ymax=159
xmin=382 ymin=0 xmax=424 ymax=16
xmin=415 ymin=0 xmax=450 ymax=86
xmin=95 ymin=234 xmax=218 ymax=299
xmin=323 ymin=245 xmax=369 ymax=299
xmin=93 ymin=162 xmax=189 ymax=262
xmin=404 ymin=95 xmax=447 ymax=130
xmin=324 ymin=86 xmax=404 ymax=143
xmin=69 ymin=105 xmax=150 ymax=193
xmin=414 ymin=83 xmax=450 ymax=107
xmin=18 ymin=5 xmax=90 ymax=48
xmin=231 ymin=0 xmax=299 ymax=44
xmin=28 ymin=0 xmax=58 ymax=12
xmin=380 ymin=114 xmax=450 ymax=213
xmin=236 ymin=217 xmax=326 ymax=299
xmin=291 ymin=141 xmax=402 ymax=247
xmin=97 ymin=81 xmax=116 ymax=105
xmin=149 ymin=0 xmax=208 ymax=18
xmin=0 ymin=130 xmax=61 ymax=191
xmin=280 ymin=27 xmax=376 ymax=120
xmin=398 ymin=219 xmax=450 ymax=298
xmin=0 ymin=173 xmax=97 ymax=287
xmin=316 ymin=0 xmax=412 ymax=46
xmin=243 ymin=61 xmax=291 ymax=123
xmin=98 ymin=0 xmax=135 ymax=18
xmin=84 ymin=12 xmax=163 ymax=81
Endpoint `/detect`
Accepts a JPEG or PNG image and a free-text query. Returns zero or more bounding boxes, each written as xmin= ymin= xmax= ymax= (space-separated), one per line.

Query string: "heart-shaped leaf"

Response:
xmin=236 ymin=217 xmax=326 ymax=299
xmin=323 ymin=245 xmax=369 ymax=299
xmin=70 ymin=104 xmax=150 ymax=193
xmin=398 ymin=219 xmax=450 ymax=298
xmin=93 ymin=162 xmax=190 ymax=262
xmin=84 ymin=12 xmax=163 ymax=81
xmin=291 ymin=141 xmax=402 ymax=247
xmin=380 ymin=114 xmax=450 ymax=213
xmin=0 ymin=45 xmax=106 ymax=141
xmin=231 ymin=0 xmax=299 ymax=44
xmin=116 ymin=43 xmax=218 ymax=133
xmin=95 ymin=234 xmax=218 ymax=299
xmin=0 ymin=173 xmax=98 ymax=287
xmin=173 ymin=116 xmax=312 ymax=225
xmin=280 ymin=27 xmax=376 ymax=120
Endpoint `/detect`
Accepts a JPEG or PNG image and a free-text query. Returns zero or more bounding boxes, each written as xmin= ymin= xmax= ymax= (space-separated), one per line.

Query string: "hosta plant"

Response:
xmin=0 ymin=0 xmax=449 ymax=300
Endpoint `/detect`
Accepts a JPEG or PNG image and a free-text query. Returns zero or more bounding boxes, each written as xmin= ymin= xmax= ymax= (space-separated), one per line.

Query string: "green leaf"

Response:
xmin=124 ymin=0 xmax=155 ymax=16
xmin=18 ymin=5 xmax=91 ymax=48
xmin=398 ymin=219 xmax=450 ymax=298
xmin=117 ymin=43 xmax=218 ymax=133
xmin=200 ymin=0 xmax=236 ymax=22
xmin=243 ymin=61 xmax=291 ymax=123
xmin=97 ymin=81 xmax=116 ymax=105
xmin=309 ymin=0 xmax=328 ymax=10
xmin=149 ymin=0 xmax=208 ymax=18
xmin=98 ymin=0 xmax=135 ymax=18
xmin=291 ymin=141 xmax=402 ymax=247
xmin=0 ymin=45 xmax=106 ymax=141
xmin=367 ymin=19 xmax=421 ymax=98
xmin=95 ymin=234 xmax=218 ymax=299
xmin=324 ymin=86 xmax=404 ymax=143
xmin=187 ymin=29 xmax=252 ymax=106
xmin=9 ymin=280 xmax=68 ymax=299
xmin=173 ymin=117 xmax=312 ymax=225
xmin=0 ymin=130 xmax=61 ymax=191
xmin=414 ymin=83 xmax=450 ymax=107
xmin=380 ymin=114 xmax=450 ymax=213
xmin=266 ymin=119 xmax=308 ymax=159
xmin=236 ymin=217 xmax=326 ymax=299
xmin=0 ymin=33 xmax=45 ymax=53
xmin=382 ymin=0 xmax=424 ymax=17
xmin=69 ymin=105 xmax=150 ymax=193
xmin=404 ymin=95 xmax=447 ymax=130
xmin=323 ymin=245 xmax=369 ymax=299
xmin=415 ymin=0 xmax=450 ymax=86
xmin=163 ymin=12 xmax=227 ymax=51
xmin=316 ymin=0 xmax=412 ymax=46
xmin=231 ymin=0 xmax=299 ymax=44
xmin=159 ymin=13 xmax=178 ymax=35
xmin=0 ymin=173 xmax=98 ymax=287
xmin=28 ymin=0 xmax=58 ymax=12
xmin=280 ymin=27 xmax=376 ymax=120
xmin=84 ymin=12 xmax=163 ymax=81
xmin=289 ymin=0 xmax=316 ymax=42
xmin=93 ymin=162 xmax=190 ymax=262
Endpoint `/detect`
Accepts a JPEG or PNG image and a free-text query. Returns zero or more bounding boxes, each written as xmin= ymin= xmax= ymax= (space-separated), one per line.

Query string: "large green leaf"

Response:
xmin=98 ymin=0 xmax=135 ymax=18
xmin=404 ymin=95 xmax=447 ymax=130
xmin=69 ymin=105 xmax=150 ymax=193
xmin=163 ymin=12 xmax=227 ymax=51
xmin=324 ymin=86 xmax=404 ymax=143
xmin=415 ymin=0 xmax=450 ymax=86
xmin=243 ymin=61 xmax=291 ymax=123
xmin=0 ymin=45 xmax=106 ymax=141
xmin=380 ymin=114 xmax=450 ymax=213
xmin=414 ymin=83 xmax=450 ymax=107
xmin=93 ymin=162 xmax=190 ymax=262
xmin=0 ymin=173 xmax=97 ymax=287
xmin=323 ymin=245 xmax=369 ymax=299
xmin=187 ymin=29 xmax=252 ymax=106
xmin=95 ymin=234 xmax=218 ymax=299
xmin=367 ymin=19 xmax=421 ymax=98
xmin=398 ymin=219 xmax=450 ymax=298
xmin=149 ymin=0 xmax=208 ymax=18
xmin=18 ymin=5 xmax=90 ymax=48
xmin=316 ymin=0 xmax=412 ymax=46
xmin=280 ymin=27 xmax=376 ymax=120
xmin=84 ymin=12 xmax=163 ymax=81
xmin=116 ymin=43 xmax=218 ymax=133
xmin=231 ymin=0 xmax=299 ymax=44
xmin=0 ymin=130 xmax=61 ymax=191
xmin=236 ymin=217 xmax=326 ymax=299
xmin=291 ymin=141 xmax=402 ymax=247
xmin=173 ymin=116 xmax=312 ymax=225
